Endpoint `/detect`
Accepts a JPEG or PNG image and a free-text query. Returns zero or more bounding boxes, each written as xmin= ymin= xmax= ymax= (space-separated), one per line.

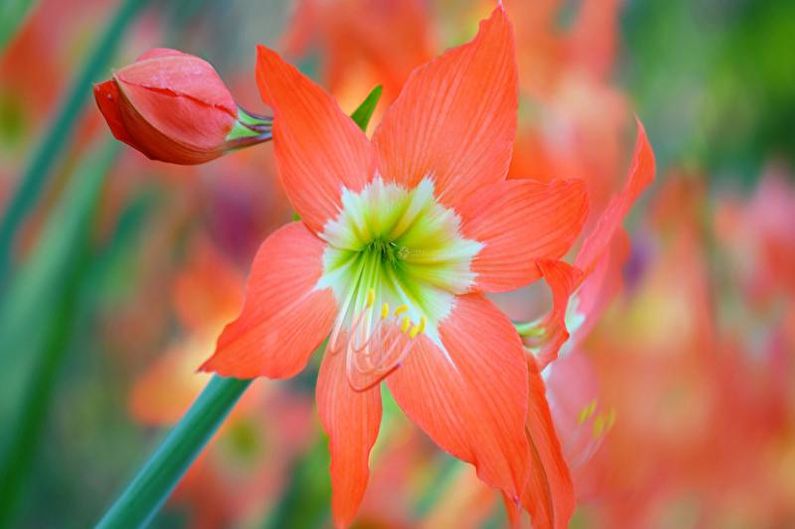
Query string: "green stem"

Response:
xmin=95 ymin=376 xmax=251 ymax=529
xmin=0 ymin=0 xmax=146 ymax=290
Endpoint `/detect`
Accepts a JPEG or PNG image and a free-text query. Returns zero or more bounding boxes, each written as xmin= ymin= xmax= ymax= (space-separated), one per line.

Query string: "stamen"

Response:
xmin=366 ymin=288 xmax=375 ymax=308
xmin=417 ymin=315 xmax=427 ymax=334
xmin=578 ymin=399 xmax=598 ymax=425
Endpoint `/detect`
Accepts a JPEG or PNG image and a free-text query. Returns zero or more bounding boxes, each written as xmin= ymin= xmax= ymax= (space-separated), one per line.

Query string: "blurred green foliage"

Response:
xmin=623 ymin=0 xmax=795 ymax=186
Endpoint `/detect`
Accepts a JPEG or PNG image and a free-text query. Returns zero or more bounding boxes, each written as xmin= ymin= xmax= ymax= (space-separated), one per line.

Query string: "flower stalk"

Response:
xmin=95 ymin=376 xmax=251 ymax=529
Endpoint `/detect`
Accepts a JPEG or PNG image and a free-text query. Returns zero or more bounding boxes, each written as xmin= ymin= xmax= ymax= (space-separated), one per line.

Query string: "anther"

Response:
xmin=380 ymin=303 xmax=390 ymax=319
xmin=409 ymin=315 xmax=427 ymax=339
xmin=394 ymin=304 xmax=409 ymax=317
xmin=578 ymin=399 xmax=597 ymax=425
xmin=366 ymin=288 xmax=375 ymax=308
xmin=400 ymin=316 xmax=411 ymax=333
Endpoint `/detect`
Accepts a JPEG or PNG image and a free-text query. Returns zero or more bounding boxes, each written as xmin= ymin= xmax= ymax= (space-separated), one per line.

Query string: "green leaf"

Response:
xmin=0 ymin=0 xmax=147 ymax=290
xmin=0 ymin=0 xmax=38 ymax=53
xmin=95 ymin=376 xmax=251 ymax=529
xmin=0 ymin=140 xmax=118 ymax=527
xmin=350 ymin=85 xmax=383 ymax=132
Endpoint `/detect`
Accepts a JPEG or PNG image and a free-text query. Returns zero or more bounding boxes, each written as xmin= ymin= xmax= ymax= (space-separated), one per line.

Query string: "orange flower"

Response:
xmin=200 ymin=8 xmax=588 ymax=527
xmin=94 ymin=48 xmax=271 ymax=164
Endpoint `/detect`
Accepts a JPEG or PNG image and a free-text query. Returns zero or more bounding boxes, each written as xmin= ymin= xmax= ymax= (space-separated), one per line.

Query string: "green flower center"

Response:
xmin=317 ymin=177 xmax=481 ymax=386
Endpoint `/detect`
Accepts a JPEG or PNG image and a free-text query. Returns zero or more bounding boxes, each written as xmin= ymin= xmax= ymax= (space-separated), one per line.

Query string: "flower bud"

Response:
xmin=94 ymin=48 xmax=271 ymax=165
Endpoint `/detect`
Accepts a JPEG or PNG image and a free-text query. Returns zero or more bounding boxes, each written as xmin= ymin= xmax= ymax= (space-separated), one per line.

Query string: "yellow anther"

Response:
xmin=366 ymin=288 xmax=375 ymax=308
xmin=400 ymin=316 xmax=411 ymax=333
xmin=394 ymin=304 xmax=409 ymax=317
xmin=593 ymin=415 xmax=606 ymax=438
xmin=408 ymin=315 xmax=426 ymax=339
xmin=577 ymin=399 xmax=597 ymax=425
xmin=380 ymin=303 xmax=390 ymax=319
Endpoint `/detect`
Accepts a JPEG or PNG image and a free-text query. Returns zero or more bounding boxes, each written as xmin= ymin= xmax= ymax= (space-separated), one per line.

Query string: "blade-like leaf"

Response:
xmin=350 ymin=85 xmax=383 ymax=132
xmin=0 ymin=0 xmax=146 ymax=290
xmin=0 ymin=140 xmax=117 ymax=527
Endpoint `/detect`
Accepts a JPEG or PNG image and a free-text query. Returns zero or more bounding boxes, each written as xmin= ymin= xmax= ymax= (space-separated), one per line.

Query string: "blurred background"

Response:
xmin=0 ymin=0 xmax=793 ymax=528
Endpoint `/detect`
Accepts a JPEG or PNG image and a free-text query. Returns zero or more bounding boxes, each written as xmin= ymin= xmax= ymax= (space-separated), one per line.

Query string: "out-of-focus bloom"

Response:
xmin=281 ymin=0 xmax=433 ymax=111
xmin=129 ymin=238 xmax=314 ymax=528
xmin=550 ymin=174 xmax=795 ymax=529
xmin=129 ymin=238 xmax=243 ymax=422
xmin=94 ymin=48 xmax=272 ymax=165
xmin=715 ymin=166 xmax=795 ymax=305
xmin=200 ymin=8 xmax=588 ymax=528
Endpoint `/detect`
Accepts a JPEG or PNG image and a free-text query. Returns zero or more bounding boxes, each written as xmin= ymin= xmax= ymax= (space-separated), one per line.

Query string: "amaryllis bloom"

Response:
xmin=94 ymin=48 xmax=272 ymax=165
xmin=201 ymin=7 xmax=588 ymax=528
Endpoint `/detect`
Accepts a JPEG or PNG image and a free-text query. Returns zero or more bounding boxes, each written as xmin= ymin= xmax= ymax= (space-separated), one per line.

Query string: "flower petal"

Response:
xmin=200 ymin=222 xmax=337 ymax=379
xmin=460 ymin=179 xmax=588 ymax=292
xmin=256 ymin=45 xmax=375 ymax=234
xmin=317 ymin=349 xmax=382 ymax=528
xmin=387 ymin=294 xmax=530 ymax=497
xmin=94 ymin=80 xmax=135 ymax=145
xmin=576 ymin=117 xmax=655 ymax=274
xmin=522 ymin=259 xmax=584 ymax=369
xmin=373 ymin=6 xmax=516 ymax=209
xmin=520 ymin=356 xmax=576 ymax=529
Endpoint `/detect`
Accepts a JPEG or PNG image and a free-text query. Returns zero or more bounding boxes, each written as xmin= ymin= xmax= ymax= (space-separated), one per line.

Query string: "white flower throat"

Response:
xmin=317 ymin=177 xmax=482 ymax=389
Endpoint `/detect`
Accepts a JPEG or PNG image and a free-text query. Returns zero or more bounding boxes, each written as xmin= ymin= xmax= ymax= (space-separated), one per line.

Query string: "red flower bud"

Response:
xmin=94 ymin=48 xmax=271 ymax=165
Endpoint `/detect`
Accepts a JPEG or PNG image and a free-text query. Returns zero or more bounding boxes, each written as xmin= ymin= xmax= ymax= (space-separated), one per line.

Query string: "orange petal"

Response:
xmin=317 ymin=349 xmax=382 ymax=528
xmin=527 ymin=260 xmax=585 ymax=369
xmin=460 ymin=179 xmax=588 ymax=292
xmin=576 ymin=117 xmax=655 ymax=274
xmin=387 ymin=294 xmax=530 ymax=498
xmin=520 ymin=356 xmax=575 ymax=529
xmin=373 ymin=6 xmax=516 ymax=210
xmin=94 ymin=80 xmax=135 ymax=145
xmin=200 ymin=222 xmax=337 ymax=379
xmin=256 ymin=45 xmax=375 ymax=234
